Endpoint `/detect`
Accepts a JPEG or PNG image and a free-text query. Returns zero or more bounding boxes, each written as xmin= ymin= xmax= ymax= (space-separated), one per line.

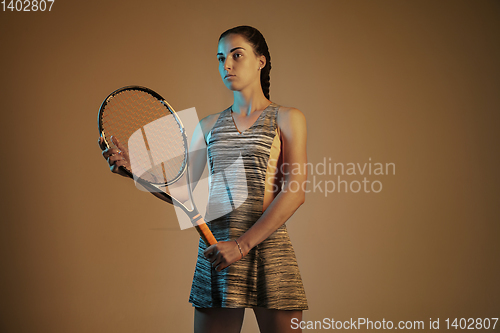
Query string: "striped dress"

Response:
xmin=189 ymin=102 xmax=308 ymax=310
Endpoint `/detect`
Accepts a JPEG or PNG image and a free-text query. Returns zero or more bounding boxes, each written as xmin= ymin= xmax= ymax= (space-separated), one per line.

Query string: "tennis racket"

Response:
xmin=98 ymin=85 xmax=217 ymax=246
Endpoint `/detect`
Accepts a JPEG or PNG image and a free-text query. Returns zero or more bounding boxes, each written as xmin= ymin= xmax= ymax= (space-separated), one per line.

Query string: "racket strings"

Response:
xmin=101 ymin=89 xmax=187 ymax=185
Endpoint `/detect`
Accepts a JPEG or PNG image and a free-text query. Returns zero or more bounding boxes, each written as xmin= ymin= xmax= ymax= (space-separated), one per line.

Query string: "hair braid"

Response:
xmin=219 ymin=26 xmax=272 ymax=100
xmin=260 ymin=49 xmax=271 ymax=100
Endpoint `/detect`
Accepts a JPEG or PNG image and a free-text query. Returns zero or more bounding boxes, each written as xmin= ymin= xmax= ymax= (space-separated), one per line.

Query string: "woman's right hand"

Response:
xmin=98 ymin=136 xmax=131 ymax=178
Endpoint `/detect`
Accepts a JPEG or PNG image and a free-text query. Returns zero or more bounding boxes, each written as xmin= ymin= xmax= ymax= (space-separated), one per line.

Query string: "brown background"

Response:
xmin=1 ymin=0 xmax=499 ymax=332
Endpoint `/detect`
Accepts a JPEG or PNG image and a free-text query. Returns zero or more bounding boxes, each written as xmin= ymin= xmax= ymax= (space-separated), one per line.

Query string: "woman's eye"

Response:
xmin=218 ymin=57 xmax=225 ymax=63
xmin=234 ymin=53 xmax=242 ymax=59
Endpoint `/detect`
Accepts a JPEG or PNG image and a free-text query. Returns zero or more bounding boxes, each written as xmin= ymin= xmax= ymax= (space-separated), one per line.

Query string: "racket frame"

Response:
xmin=98 ymin=85 xmax=217 ymax=246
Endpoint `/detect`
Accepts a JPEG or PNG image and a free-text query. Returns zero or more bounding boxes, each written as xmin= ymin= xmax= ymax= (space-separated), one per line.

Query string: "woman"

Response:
xmin=100 ymin=26 xmax=308 ymax=333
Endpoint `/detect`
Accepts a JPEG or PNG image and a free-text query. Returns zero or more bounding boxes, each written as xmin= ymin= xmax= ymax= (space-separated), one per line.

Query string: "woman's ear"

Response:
xmin=258 ymin=55 xmax=266 ymax=70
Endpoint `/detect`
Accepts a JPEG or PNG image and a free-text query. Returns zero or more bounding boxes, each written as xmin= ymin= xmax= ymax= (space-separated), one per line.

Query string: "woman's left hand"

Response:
xmin=204 ymin=241 xmax=243 ymax=271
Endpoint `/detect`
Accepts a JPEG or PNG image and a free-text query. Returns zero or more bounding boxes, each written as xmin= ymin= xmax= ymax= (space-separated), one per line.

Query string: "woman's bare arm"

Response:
xmin=189 ymin=113 xmax=219 ymax=191
xmin=237 ymin=107 xmax=307 ymax=253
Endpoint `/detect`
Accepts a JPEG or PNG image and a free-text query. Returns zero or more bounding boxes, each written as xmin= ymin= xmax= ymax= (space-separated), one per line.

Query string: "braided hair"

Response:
xmin=219 ymin=26 xmax=272 ymax=100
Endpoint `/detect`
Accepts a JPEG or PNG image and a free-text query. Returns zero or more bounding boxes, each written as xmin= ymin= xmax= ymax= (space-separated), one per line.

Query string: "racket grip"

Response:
xmin=192 ymin=214 xmax=217 ymax=246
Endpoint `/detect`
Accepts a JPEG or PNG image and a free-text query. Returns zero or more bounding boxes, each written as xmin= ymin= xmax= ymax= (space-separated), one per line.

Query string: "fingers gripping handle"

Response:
xmin=192 ymin=214 xmax=217 ymax=246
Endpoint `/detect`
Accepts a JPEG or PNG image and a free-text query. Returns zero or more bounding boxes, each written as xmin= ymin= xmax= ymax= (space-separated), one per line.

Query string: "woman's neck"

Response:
xmin=232 ymin=89 xmax=270 ymax=116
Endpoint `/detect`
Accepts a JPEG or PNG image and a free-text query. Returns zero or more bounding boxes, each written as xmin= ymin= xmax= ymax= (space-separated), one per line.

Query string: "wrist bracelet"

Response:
xmin=234 ymin=240 xmax=243 ymax=259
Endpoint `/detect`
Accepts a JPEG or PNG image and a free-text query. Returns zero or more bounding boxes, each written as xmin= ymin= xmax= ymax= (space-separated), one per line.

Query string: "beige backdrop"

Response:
xmin=1 ymin=0 xmax=499 ymax=332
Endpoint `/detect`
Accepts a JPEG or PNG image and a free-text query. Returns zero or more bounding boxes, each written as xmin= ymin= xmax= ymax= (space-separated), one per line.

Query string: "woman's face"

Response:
xmin=217 ymin=33 xmax=265 ymax=93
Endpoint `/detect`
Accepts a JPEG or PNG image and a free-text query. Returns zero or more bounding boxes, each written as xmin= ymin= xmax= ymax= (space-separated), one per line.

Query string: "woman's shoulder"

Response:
xmin=276 ymin=105 xmax=306 ymax=131
xmin=199 ymin=110 xmax=225 ymax=141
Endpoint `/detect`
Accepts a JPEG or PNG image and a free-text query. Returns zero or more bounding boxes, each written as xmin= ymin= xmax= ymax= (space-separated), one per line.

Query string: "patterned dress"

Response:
xmin=189 ymin=102 xmax=308 ymax=310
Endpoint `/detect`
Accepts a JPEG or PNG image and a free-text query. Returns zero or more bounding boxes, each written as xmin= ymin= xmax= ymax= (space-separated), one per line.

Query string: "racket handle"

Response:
xmin=192 ymin=214 xmax=217 ymax=246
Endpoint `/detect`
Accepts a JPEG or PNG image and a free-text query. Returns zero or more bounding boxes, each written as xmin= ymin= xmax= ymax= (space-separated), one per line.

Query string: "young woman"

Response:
xmin=100 ymin=26 xmax=308 ymax=333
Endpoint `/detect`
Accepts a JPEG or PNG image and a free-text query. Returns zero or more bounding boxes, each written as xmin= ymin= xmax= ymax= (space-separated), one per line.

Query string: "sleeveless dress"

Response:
xmin=189 ymin=102 xmax=308 ymax=310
